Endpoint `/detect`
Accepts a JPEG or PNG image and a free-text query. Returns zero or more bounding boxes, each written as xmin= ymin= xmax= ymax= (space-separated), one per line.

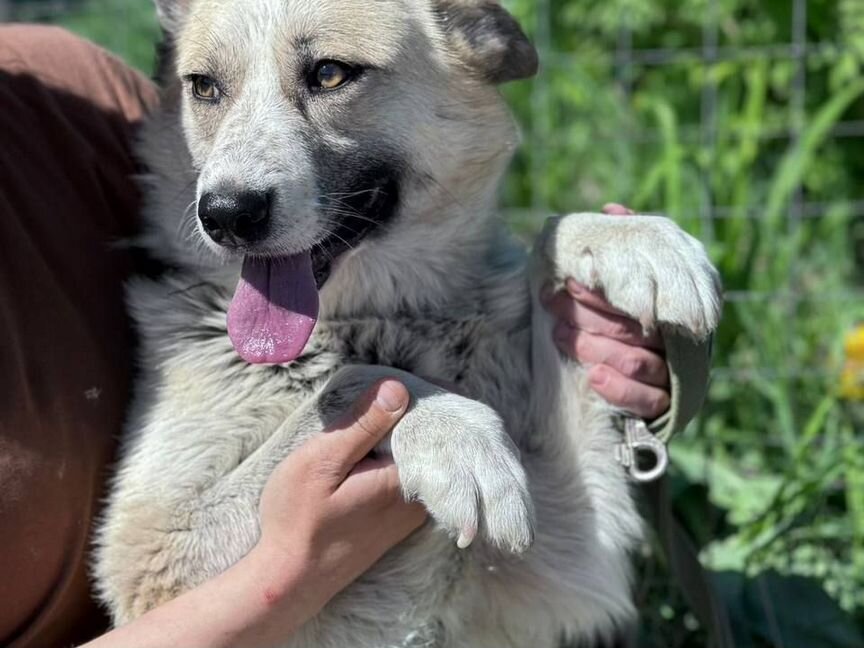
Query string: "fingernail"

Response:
xmin=602 ymin=203 xmax=637 ymax=216
xmin=457 ymin=526 xmax=477 ymax=549
xmin=376 ymin=380 xmax=406 ymax=412
xmin=539 ymin=282 xmax=554 ymax=305
xmin=589 ymin=367 xmax=609 ymax=387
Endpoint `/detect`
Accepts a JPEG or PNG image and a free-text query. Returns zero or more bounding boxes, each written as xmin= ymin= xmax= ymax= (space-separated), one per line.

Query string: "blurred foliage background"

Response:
xmin=5 ymin=0 xmax=864 ymax=646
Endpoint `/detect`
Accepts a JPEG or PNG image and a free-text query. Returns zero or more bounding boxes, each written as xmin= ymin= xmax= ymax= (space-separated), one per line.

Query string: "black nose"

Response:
xmin=198 ymin=190 xmax=271 ymax=245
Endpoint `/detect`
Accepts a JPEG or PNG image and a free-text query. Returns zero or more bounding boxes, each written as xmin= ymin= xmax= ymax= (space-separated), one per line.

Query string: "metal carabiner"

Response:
xmin=614 ymin=418 xmax=669 ymax=483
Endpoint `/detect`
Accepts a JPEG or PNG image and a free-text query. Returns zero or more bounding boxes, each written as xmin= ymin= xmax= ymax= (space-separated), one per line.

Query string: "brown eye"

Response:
xmin=191 ymin=75 xmax=219 ymax=101
xmin=313 ymin=61 xmax=352 ymax=90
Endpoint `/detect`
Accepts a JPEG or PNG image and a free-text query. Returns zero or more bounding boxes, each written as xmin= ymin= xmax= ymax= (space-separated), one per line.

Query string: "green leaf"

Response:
xmin=765 ymin=78 xmax=864 ymax=229
xmin=672 ymin=444 xmax=783 ymax=526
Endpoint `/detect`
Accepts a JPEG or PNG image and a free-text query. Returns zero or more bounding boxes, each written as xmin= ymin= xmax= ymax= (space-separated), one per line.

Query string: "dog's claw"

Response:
xmin=392 ymin=393 xmax=535 ymax=554
xmin=457 ymin=527 xmax=477 ymax=549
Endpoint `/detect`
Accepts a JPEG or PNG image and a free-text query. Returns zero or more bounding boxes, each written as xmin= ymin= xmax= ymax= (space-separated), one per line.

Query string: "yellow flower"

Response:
xmin=841 ymin=325 xmax=864 ymax=401
xmin=847 ymin=325 xmax=864 ymax=360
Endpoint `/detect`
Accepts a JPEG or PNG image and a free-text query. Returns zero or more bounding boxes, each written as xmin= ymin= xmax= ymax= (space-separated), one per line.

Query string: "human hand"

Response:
xmin=83 ymin=380 xmax=426 ymax=648
xmin=255 ymin=379 xmax=427 ymax=617
xmin=541 ymin=203 xmax=671 ymax=420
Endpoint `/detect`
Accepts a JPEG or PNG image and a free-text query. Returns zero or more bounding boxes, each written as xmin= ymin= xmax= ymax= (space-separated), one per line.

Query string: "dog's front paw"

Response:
xmin=536 ymin=212 xmax=722 ymax=338
xmin=391 ymin=393 xmax=534 ymax=553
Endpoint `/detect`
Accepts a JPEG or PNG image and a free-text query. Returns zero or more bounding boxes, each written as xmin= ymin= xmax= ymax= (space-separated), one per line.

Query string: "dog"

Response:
xmin=92 ymin=0 xmax=722 ymax=645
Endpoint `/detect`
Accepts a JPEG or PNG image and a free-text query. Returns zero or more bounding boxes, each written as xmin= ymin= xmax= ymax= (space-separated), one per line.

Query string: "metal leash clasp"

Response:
xmin=615 ymin=418 xmax=669 ymax=483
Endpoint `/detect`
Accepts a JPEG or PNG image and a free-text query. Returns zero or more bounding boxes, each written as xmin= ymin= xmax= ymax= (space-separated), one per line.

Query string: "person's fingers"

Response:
xmin=334 ymin=458 xmax=428 ymax=540
xmin=346 ymin=454 xmax=397 ymax=479
xmin=540 ymin=278 xmax=630 ymax=320
xmin=563 ymin=279 xmax=629 ymax=318
xmin=334 ymin=458 xmax=425 ymax=519
xmin=333 ymin=458 xmax=402 ymax=507
xmin=543 ymin=290 xmax=663 ymax=349
xmin=602 ymin=203 xmax=636 ymax=216
xmin=553 ymin=324 xmax=669 ymax=388
xmin=381 ymin=499 xmax=428 ymax=536
xmin=318 ymin=380 xmax=410 ymax=475
xmin=587 ymin=365 xmax=670 ymax=420
xmin=355 ymin=494 xmax=428 ymax=548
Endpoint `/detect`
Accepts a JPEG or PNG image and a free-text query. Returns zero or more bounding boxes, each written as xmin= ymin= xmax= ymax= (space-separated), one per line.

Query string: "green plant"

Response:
xmin=501 ymin=0 xmax=864 ymax=644
xmin=47 ymin=0 xmax=160 ymax=73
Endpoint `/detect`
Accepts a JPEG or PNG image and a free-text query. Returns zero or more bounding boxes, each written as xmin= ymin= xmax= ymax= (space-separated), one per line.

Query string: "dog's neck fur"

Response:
xmin=320 ymin=174 xmax=521 ymax=322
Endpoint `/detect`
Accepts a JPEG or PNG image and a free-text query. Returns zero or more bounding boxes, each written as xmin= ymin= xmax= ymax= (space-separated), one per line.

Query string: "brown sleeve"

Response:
xmin=0 ymin=25 xmax=158 ymax=648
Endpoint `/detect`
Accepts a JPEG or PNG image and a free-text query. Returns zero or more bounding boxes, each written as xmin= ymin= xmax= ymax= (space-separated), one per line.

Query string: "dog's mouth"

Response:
xmin=226 ymin=175 xmax=399 ymax=365
xmin=311 ymin=175 xmax=401 ymax=287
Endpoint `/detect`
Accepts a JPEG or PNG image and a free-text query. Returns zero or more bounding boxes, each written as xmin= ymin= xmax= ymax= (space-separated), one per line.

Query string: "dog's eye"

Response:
xmin=311 ymin=61 xmax=353 ymax=91
xmin=190 ymin=75 xmax=220 ymax=101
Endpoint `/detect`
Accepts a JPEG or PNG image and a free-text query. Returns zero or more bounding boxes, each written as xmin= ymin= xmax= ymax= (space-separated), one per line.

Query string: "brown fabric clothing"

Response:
xmin=0 ymin=25 xmax=158 ymax=647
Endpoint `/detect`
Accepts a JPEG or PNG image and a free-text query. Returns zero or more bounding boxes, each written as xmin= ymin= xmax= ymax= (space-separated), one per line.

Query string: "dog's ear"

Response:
xmin=153 ymin=0 xmax=191 ymax=33
xmin=433 ymin=0 xmax=538 ymax=84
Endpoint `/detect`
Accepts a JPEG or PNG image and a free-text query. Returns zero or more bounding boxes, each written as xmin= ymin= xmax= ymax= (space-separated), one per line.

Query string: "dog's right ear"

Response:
xmin=153 ymin=0 xmax=191 ymax=33
xmin=433 ymin=0 xmax=538 ymax=84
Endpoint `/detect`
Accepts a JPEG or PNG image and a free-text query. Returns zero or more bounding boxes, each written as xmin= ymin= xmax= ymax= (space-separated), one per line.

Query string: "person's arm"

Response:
xmin=542 ymin=203 xmax=713 ymax=437
xmin=83 ymin=380 xmax=425 ymax=648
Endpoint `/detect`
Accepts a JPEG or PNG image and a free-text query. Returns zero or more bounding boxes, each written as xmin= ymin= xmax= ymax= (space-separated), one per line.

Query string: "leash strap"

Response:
xmin=649 ymin=331 xmax=714 ymax=443
xmin=621 ymin=332 xmax=732 ymax=642
xmin=645 ymin=477 xmax=737 ymax=648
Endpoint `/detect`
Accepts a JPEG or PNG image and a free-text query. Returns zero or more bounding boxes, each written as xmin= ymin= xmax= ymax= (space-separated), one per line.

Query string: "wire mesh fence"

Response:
xmin=4 ymin=0 xmax=77 ymax=19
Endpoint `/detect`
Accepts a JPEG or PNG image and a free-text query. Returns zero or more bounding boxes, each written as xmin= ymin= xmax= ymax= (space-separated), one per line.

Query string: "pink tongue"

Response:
xmin=227 ymin=254 xmax=319 ymax=364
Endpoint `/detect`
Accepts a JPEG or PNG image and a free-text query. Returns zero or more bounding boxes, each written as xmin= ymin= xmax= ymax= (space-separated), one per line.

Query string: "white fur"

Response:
xmin=93 ymin=1 xmax=722 ymax=646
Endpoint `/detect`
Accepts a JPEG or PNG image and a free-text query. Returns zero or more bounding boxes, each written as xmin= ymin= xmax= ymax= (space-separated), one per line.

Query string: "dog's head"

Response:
xmin=145 ymin=0 xmax=537 ymax=363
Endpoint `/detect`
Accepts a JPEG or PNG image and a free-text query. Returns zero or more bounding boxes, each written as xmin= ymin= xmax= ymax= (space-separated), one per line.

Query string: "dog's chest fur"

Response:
xmin=133 ymin=268 xmax=535 ymax=443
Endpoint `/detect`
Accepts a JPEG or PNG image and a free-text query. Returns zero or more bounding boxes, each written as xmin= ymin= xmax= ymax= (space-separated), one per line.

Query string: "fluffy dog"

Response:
xmin=93 ymin=1 xmax=722 ymax=646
